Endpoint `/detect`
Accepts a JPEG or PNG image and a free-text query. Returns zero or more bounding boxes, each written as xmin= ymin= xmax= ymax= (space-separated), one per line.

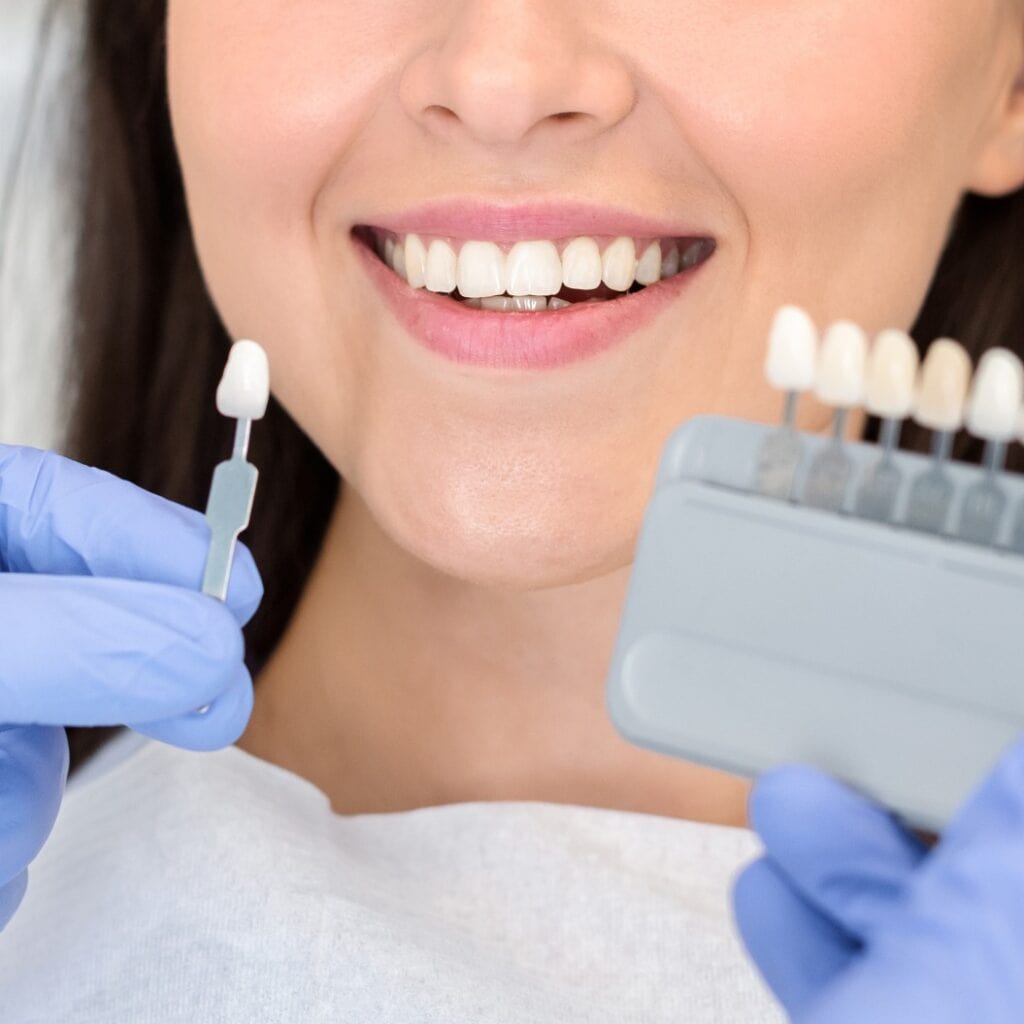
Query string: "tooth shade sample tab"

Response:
xmin=865 ymin=328 xmax=920 ymax=420
xmin=814 ymin=320 xmax=868 ymax=407
xmin=765 ymin=305 xmax=818 ymax=392
xmin=914 ymin=339 xmax=972 ymax=433
xmin=216 ymin=340 xmax=270 ymax=420
xmin=965 ymin=347 xmax=1024 ymax=441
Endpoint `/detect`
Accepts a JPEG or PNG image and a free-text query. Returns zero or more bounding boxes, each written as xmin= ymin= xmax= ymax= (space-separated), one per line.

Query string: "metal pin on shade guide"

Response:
xmin=194 ymin=340 xmax=270 ymax=716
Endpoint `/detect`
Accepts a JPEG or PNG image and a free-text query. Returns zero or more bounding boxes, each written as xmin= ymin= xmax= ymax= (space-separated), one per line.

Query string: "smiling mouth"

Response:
xmin=351 ymin=225 xmax=716 ymax=311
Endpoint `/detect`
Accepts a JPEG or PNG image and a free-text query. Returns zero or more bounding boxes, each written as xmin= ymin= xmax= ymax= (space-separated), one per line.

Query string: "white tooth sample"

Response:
xmin=635 ymin=242 xmax=662 ymax=286
xmin=384 ymin=236 xmax=396 ymax=270
xmin=217 ymin=339 xmax=270 ymax=420
xmin=765 ymin=305 xmax=818 ymax=392
xmin=480 ymin=295 xmax=517 ymax=311
xmin=865 ymin=328 xmax=919 ymax=419
xmin=510 ymin=295 xmax=548 ymax=311
xmin=560 ymin=236 xmax=603 ymax=290
xmin=965 ymin=347 xmax=1024 ymax=440
xmin=602 ymin=236 xmax=637 ymax=291
xmin=456 ymin=240 xmax=505 ymax=298
xmin=548 ymin=297 xmax=571 ymax=310
xmin=404 ymin=233 xmax=427 ymax=289
xmin=914 ymin=338 xmax=972 ymax=432
xmin=424 ymin=239 xmax=458 ymax=293
xmin=814 ymin=320 xmax=868 ymax=407
xmin=660 ymin=245 xmax=680 ymax=278
xmin=393 ymin=241 xmax=407 ymax=280
xmin=506 ymin=240 xmax=562 ymax=296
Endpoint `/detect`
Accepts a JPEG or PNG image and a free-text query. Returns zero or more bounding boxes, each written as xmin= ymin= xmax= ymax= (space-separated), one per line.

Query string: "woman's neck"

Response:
xmin=236 ymin=483 xmax=750 ymax=826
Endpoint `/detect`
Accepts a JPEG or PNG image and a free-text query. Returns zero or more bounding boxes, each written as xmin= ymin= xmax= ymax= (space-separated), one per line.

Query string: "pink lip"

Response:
xmin=351 ymin=229 xmax=714 ymax=371
xmin=357 ymin=197 xmax=710 ymax=244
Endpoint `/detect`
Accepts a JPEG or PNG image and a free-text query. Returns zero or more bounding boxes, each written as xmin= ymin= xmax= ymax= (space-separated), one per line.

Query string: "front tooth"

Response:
xmin=660 ymin=245 xmax=680 ymax=278
xmin=548 ymin=297 xmax=571 ymax=310
xmin=506 ymin=240 xmax=562 ymax=296
xmin=393 ymin=241 xmax=407 ymax=280
xmin=635 ymin=242 xmax=662 ymax=286
xmin=603 ymin=237 xmax=636 ymax=291
xmin=561 ymin=237 xmax=603 ymax=290
xmin=457 ymin=240 xmax=505 ymax=298
xmin=384 ymin=236 xmax=396 ymax=270
xmin=424 ymin=239 xmax=458 ymax=293
xmin=405 ymin=233 xmax=427 ymax=289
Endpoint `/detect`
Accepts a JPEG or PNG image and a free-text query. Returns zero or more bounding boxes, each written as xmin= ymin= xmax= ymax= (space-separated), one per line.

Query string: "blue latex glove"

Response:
xmin=733 ymin=737 xmax=1024 ymax=1023
xmin=0 ymin=444 xmax=263 ymax=931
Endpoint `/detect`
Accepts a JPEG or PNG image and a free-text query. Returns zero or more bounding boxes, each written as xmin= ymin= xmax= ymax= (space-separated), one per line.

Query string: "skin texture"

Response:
xmin=166 ymin=2 xmax=1024 ymax=820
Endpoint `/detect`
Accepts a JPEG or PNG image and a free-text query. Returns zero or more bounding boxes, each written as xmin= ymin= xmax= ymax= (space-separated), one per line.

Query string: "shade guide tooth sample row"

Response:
xmin=759 ymin=306 xmax=1024 ymax=551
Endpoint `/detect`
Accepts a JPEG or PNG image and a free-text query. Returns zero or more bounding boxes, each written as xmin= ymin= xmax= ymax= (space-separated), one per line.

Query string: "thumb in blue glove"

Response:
xmin=733 ymin=736 xmax=1024 ymax=1023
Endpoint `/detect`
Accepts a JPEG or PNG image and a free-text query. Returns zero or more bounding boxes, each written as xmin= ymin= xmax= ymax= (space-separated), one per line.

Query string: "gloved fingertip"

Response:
xmin=732 ymin=856 xmax=857 ymax=1017
xmin=132 ymin=663 xmax=254 ymax=751
xmin=0 ymin=726 xmax=68 ymax=874
xmin=224 ymin=540 xmax=264 ymax=628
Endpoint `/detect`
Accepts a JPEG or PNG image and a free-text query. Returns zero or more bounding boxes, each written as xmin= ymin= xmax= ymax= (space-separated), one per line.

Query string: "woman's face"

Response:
xmin=167 ymin=2 xmax=1024 ymax=588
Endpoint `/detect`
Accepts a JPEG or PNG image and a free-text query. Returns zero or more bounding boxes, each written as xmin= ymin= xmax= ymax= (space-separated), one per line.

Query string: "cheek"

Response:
xmin=636 ymin=0 xmax=994 ymax=323
xmin=166 ymin=2 xmax=403 ymax=447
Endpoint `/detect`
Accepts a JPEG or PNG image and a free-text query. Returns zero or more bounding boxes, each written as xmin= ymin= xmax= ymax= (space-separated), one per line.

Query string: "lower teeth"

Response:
xmin=454 ymin=291 xmax=638 ymax=311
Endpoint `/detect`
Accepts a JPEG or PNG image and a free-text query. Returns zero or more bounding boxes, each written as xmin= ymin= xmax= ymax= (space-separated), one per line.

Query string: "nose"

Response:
xmin=398 ymin=1 xmax=636 ymax=149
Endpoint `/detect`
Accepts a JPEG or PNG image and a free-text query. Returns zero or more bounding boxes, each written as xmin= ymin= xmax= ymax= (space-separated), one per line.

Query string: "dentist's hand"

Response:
xmin=732 ymin=737 xmax=1024 ymax=1023
xmin=0 ymin=444 xmax=262 ymax=931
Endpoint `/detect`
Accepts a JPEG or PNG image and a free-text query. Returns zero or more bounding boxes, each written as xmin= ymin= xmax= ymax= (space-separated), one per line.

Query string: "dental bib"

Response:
xmin=0 ymin=730 xmax=782 ymax=1023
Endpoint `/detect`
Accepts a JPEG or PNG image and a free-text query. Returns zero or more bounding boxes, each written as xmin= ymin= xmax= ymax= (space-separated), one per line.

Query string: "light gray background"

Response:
xmin=1 ymin=1 xmax=78 ymax=450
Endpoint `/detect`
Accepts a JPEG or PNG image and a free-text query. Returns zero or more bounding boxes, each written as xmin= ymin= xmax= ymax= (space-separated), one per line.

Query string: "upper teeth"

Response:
xmin=375 ymin=232 xmax=706 ymax=297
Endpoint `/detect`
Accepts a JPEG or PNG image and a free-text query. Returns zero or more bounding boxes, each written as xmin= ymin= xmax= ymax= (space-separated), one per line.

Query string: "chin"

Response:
xmin=377 ymin=487 xmax=635 ymax=592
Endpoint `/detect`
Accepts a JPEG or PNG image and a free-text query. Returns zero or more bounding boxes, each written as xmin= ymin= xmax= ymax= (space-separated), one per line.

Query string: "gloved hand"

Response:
xmin=0 ymin=444 xmax=263 ymax=931
xmin=732 ymin=737 xmax=1024 ymax=1023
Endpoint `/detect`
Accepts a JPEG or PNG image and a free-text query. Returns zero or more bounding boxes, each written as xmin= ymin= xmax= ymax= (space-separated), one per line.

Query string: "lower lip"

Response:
xmin=350 ymin=230 xmax=713 ymax=371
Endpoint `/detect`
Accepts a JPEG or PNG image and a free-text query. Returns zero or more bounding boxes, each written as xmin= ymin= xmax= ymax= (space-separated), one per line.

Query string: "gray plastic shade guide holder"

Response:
xmin=605 ymin=415 xmax=1024 ymax=831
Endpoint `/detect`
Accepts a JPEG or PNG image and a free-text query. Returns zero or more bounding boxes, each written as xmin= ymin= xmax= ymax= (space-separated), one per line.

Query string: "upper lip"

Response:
xmin=355 ymin=197 xmax=712 ymax=243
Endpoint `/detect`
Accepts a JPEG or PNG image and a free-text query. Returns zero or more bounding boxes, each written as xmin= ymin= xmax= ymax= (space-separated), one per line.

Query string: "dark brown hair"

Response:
xmin=23 ymin=2 xmax=1024 ymax=773
xmin=57 ymin=0 xmax=338 ymax=772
